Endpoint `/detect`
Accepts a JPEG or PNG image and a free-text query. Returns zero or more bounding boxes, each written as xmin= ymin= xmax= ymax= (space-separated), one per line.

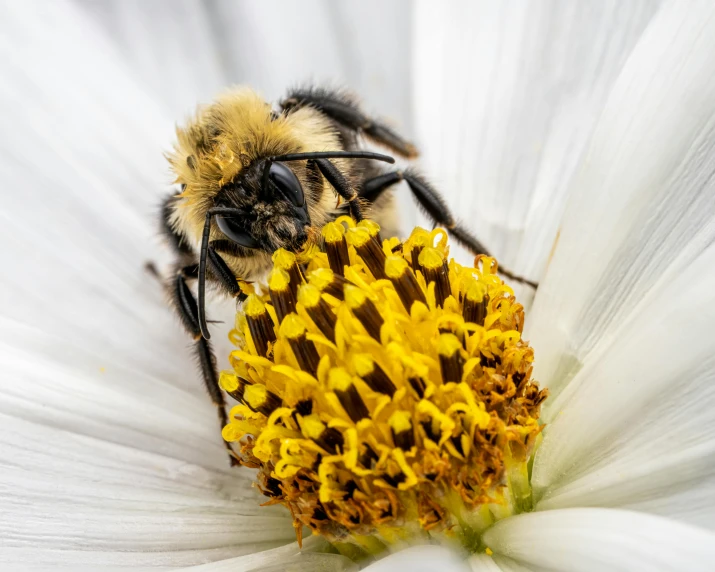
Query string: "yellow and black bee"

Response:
xmin=160 ymin=86 xmax=534 ymax=463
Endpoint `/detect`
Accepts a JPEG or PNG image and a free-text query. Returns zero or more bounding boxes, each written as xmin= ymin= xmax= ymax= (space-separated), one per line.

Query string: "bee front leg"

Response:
xmin=313 ymin=158 xmax=364 ymax=221
xmin=207 ymin=242 xmax=248 ymax=302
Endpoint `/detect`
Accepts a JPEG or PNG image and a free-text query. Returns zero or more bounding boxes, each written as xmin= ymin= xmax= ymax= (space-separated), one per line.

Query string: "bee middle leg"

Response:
xmin=359 ymin=169 xmax=538 ymax=289
xmin=281 ymin=86 xmax=418 ymax=159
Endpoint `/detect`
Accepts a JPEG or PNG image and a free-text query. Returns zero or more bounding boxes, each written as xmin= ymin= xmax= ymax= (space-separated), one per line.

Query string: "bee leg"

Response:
xmin=362 ymin=169 xmax=538 ymax=289
xmin=207 ymin=241 xmax=248 ymax=302
xmin=358 ymin=171 xmax=404 ymax=203
xmin=172 ymin=265 xmax=240 ymax=467
xmin=313 ymin=158 xmax=364 ymax=221
xmin=280 ymin=87 xmax=418 ymax=159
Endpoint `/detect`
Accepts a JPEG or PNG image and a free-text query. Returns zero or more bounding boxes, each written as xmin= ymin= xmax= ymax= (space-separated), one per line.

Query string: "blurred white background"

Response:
xmin=77 ymin=0 xmax=414 ymax=128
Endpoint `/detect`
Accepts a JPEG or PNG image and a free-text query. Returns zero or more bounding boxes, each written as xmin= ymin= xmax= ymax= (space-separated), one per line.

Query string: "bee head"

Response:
xmin=213 ymin=160 xmax=311 ymax=254
xmin=195 ymin=149 xmax=394 ymax=340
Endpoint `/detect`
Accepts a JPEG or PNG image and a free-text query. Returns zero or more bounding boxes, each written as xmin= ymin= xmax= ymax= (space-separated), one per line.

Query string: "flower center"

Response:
xmin=221 ymin=218 xmax=548 ymax=557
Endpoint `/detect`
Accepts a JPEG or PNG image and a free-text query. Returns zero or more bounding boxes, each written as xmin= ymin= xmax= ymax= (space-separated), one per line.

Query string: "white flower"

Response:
xmin=2 ymin=1 xmax=715 ymax=571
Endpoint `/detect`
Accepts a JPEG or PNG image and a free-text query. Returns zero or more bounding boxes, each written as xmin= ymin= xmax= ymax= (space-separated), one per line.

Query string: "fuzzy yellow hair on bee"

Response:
xmin=167 ymin=87 xmax=344 ymax=243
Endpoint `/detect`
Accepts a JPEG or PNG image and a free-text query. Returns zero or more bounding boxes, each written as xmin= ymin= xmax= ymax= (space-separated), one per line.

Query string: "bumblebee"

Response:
xmin=160 ymin=86 xmax=535 ymax=463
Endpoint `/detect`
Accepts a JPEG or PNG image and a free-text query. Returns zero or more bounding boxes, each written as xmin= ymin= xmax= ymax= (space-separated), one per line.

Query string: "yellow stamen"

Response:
xmin=419 ymin=247 xmax=451 ymax=307
xmin=329 ymin=368 xmax=369 ymax=423
xmin=219 ymin=371 xmax=239 ymax=393
xmin=300 ymin=414 xmax=327 ymax=440
xmin=388 ymin=410 xmax=415 ymax=452
xmin=268 ymin=266 xmax=291 ymax=292
xmin=463 ymin=278 xmax=489 ymax=326
xmin=418 ymin=246 xmax=444 ymax=270
xmin=344 ymin=226 xmax=372 ymax=248
xmin=243 ymin=294 xmax=276 ymax=357
xmin=245 ymin=294 xmax=267 ymax=317
xmin=322 ymin=221 xmax=346 ymax=243
xmin=223 ymin=219 xmax=548 ymax=555
xmin=243 ymin=384 xmax=281 ymax=416
xmin=346 ymin=225 xmax=387 ymax=279
xmin=404 ymin=227 xmax=430 ymax=271
xmin=269 ymin=267 xmax=297 ymax=323
xmin=358 ymin=218 xmax=382 ymax=242
xmin=272 ymin=248 xmax=297 ymax=270
xmin=438 ymin=333 xmax=464 ymax=384
xmin=322 ymin=221 xmax=350 ymax=276
xmin=308 ymin=267 xmax=346 ymax=301
xmin=280 ymin=313 xmax=320 ymax=375
xmin=298 ymin=282 xmax=337 ymax=342
xmin=352 ymin=354 xmax=396 ymax=397
xmin=385 ymin=255 xmax=427 ymax=312
xmin=273 ymin=248 xmax=303 ymax=294
xmin=344 ymin=285 xmax=384 ymax=341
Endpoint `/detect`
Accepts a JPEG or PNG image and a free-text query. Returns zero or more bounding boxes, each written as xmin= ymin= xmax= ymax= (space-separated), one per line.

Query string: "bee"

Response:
xmin=160 ymin=86 xmax=535 ymax=464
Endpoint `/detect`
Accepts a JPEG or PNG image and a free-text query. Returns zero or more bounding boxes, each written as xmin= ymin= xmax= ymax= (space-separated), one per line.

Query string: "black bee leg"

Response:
xmin=313 ymin=158 xmax=364 ymax=221
xmin=362 ymin=169 xmax=538 ymax=289
xmin=207 ymin=241 xmax=248 ymax=302
xmin=281 ymin=87 xmax=418 ymax=159
xmin=358 ymin=171 xmax=404 ymax=203
xmin=172 ymin=265 xmax=240 ymax=467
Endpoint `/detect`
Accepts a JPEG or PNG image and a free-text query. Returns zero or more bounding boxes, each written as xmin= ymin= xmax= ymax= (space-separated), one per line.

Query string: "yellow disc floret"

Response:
xmin=322 ymin=221 xmax=346 ymax=243
xmin=272 ymin=248 xmax=298 ymax=271
xmin=223 ymin=219 xmax=548 ymax=556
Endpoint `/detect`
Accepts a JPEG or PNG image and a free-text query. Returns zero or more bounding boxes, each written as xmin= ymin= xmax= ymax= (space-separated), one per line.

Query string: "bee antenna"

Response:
xmin=198 ymin=206 xmax=244 ymax=339
xmin=269 ymin=151 xmax=395 ymax=164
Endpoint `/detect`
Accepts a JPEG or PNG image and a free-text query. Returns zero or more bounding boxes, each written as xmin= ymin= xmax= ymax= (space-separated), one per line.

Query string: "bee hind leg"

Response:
xmin=280 ymin=86 xmax=418 ymax=159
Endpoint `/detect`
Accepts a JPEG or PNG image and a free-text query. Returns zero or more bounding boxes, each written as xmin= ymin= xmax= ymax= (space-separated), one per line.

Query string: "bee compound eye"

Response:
xmin=269 ymin=162 xmax=305 ymax=207
xmin=216 ymin=216 xmax=261 ymax=249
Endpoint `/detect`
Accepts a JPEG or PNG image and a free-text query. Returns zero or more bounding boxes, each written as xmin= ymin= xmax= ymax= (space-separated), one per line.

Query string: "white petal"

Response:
xmin=531 ymin=239 xmax=715 ymax=528
xmin=473 ymin=556 xmax=536 ymax=572
xmin=186 ymin=0 xmax=413 ymax=129
xmin=77 ymin=0 xmax=414 ymax=150
xmin=0 ymin=318 xmax=230 ymax=465
xmin=483 ymin=508 xmax=715 ymax=572
xmin=175 ymin=538 xmax=356 ymax=572
xmin=78 ymin=0 xmax=229 ymax=116
xmin=412 ymin=0 xmax=659 ymax=278
xmin=362 ymin=545 xmax=471 ymax=572
xmin=0 ymin=413 xmax=295 ymax=571
xmin=469 ymin=553 xmax=529 ymax=572
xmin=528 ymin=0 xmax=715 ymax=399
